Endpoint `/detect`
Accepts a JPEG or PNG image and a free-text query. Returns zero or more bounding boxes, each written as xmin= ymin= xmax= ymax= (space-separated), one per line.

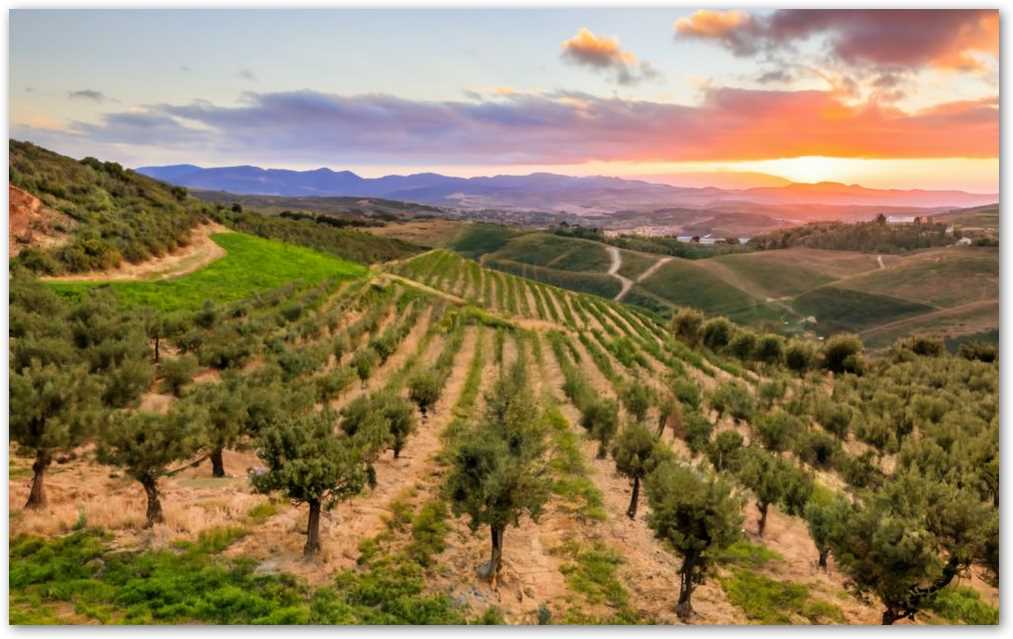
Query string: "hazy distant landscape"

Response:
xmin=8 ymin=7 xmax=999 ymax=629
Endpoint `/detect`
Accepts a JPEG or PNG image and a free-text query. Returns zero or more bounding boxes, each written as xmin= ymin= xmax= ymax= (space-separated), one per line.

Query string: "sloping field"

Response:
xmin=447 ymin=222 xmax=522 ymax=258
xmin=835 ymin=247 xmax=997 ymax=309
xmin=48 ymin=232 xmax=366 ymax=312
xmin=860 ymin=300 xmax=999 ymax=349
xmin=793 ymin=286 xmax=934 ymax=335
xmin=486 ymin=232 xmax=614 ymax=273
xmin=709 ymin=252 xmax=836 ymax=298
xmin=634 ymin=258 xmax=759 ymax=316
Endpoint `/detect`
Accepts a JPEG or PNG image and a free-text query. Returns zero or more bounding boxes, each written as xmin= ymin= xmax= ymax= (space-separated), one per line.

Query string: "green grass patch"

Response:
xmin=448 ymin=223 xmax=520 ymax=258
xmin=716 ymin=540 xmax=784 ymax=568
xmin=926 ymin=586 xmax=998 ymax=625
xmin=720 ymin=569 xmax=844 ymax=624
xmin=48 ymin=232 xmax=366 ymax=312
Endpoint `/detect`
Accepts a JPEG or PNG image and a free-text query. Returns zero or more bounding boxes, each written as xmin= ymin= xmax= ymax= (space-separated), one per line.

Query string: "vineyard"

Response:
xmin=9 ymin=242 xmax=999 ymax=625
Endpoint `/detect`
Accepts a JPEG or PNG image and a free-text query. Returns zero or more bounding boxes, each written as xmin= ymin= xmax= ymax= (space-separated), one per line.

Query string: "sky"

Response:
xmin=9 ymin=9 xmax=1000 ymax=192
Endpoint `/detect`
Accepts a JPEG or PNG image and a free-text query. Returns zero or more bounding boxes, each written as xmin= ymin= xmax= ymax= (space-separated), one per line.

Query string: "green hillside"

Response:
xmin=48 ymin=232 xmax=366 ymax=312
xmin=10 ymin=140 xmax=205 ymax=274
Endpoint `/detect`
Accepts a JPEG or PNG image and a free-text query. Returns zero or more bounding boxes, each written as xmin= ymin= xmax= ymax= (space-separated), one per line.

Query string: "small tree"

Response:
xmin=580 ymin=397 xmax=619 ymax=459
xmin=822 ymin=334 xmax=864 ymax=374
xmin=829 ymin=473 xmax=991 ymax=624
xmin=785 ymin=340 xmax=816 ymax=374
xmin=754 ymin=334 xmax=785 ymax=366
xmin=671 ymin=308 xmax=704 ymax=346
xmin=159 ymin=354 xmax=198 ymax=397
xmin=188 ymin=374 xmax=248 ymax=477
xmin=707 ymin=430 xmax=745 ymax=473
xmin=621 ymin=380 xmax=653 ymax=424
xmin=253 ymin=408 xmax=370 ymax=558
xmin=408 ymin=368 xmax=442 ymax=420
xmin=612 ymin=423 xmax=672 ymax=519
xmin=656 ymin=395 xmax=683 ymax=438
xmin=645 ymin=460 xmax=743 ymax=620
xmin=728 ymin=330 xmax=757 ymax=361
xmin=10 ymin=362 xmax=100 ymax=509
xmin=377 ymin=392 xmax=417 ymax=459
xmin=701 ymin=317 xmax=733 ymax=350
xmin=98 ymin=404 xmax=204 ymax=526
xmin=754 ymin=409 xmax=803 ymax=453
xmin=736 ymin=448 xmax=787 ymax=536
xmin=683 ymin=409 xmax=713 ymax=455
xmin=352 ymin=348 xmax=379 ymax=389
xmin=446 ymin=362 xmax=549 ymax=587
xmin=803 ymin=494 xmax=850 ymax=570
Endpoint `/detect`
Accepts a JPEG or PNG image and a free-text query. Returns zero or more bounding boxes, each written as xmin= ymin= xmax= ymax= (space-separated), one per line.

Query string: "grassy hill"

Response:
xmin=47 ymin=232 xmax=366 ymax=312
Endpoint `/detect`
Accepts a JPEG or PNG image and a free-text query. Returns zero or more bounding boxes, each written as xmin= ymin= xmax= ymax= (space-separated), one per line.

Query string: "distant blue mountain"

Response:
xmin=136 ymin=163 xmax=998 ymax=213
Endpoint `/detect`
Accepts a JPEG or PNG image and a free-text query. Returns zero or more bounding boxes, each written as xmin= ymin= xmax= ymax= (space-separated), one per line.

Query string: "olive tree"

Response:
xmin=671 ymin=308 xmax=704 ymax=346
xmin=408 ymin=368 xmax=442 ymax=420
xmin=10 ymin=361 xmax=100 ymax=509
xmin=580 ymin=397 xmax=619 ymax=459
xmin=612 ymin=423 xmax=673 ymax=519
xmin=446 ymin=363 xmax=549 ymax=587
xmin=803 ymin=494 xmax=850 ymax=570
xmin=829 ymin=472 xmax=992 ymax=624
xmin=187 ymin=373 xmax=249 ymax=477
xmin=645 ymin=460 xmax=743 ymax=620
xmin=98 ymin=404 xmax=205 ymax=526
xmin=252 ymin=408 xmax=371 ymax=558
xmin=621 ymin=379 xmax=654 ymax=424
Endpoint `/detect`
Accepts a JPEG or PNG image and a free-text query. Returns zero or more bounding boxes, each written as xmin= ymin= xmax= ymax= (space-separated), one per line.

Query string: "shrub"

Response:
xmin=754 ymin=409 xmax=803 ymax=453
xmin=785 ymin=340 xmax=816 ymax=373
xmin=707 ymin=430 xmax=745 ymax=473
xmin=728 ymin=331 xmax=757 ymax=361
xmin=794 ymin=430 xmax=840 ymax=468
xmin=159 ymin=352 xmax=198 ymax=396
xmin=754 ymin=334 xmax=785 ymax=366
xmin=671 ymin=308 xmax=705 ymax=346
xmin=821 ymin=334 xmax=864 ymax=374
xmin=701 ymin=317 xmax=734 ymax=350
xmin=684 ymin=410 xmax=713 ymax=455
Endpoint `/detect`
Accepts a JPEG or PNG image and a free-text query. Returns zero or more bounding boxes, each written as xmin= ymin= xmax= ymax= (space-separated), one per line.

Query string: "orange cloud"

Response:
xmin=675 ymin=9 xmax=999 ymax=73
xmin=675 ymin=10 xmax=751 ymax=38
xmin=561 ymin=27 xmax=657 ymax=85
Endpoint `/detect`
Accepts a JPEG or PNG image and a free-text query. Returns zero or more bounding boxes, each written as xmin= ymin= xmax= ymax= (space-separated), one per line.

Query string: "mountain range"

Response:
xmin=136 ymin=164 xmax=998 ymax=216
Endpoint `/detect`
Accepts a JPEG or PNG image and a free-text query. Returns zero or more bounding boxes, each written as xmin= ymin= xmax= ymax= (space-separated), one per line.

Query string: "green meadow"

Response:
xmin=48 ymin=232 xmax=367 ymax=312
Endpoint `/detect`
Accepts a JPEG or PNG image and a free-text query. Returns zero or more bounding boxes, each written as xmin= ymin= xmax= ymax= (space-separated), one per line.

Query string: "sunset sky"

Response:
xmin=9 ymin=9 xmax=999 ymax=192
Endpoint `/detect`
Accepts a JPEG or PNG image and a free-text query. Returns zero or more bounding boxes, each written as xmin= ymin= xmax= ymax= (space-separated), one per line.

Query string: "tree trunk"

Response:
xmin=757 ymin=501 xmax=769 ymax=537
xmin=676 ymin=552 xmax=697 ymax=621
xmin=142 ymin=477 xmax=163 ymax=527
xmin=479 ymin=525 xmax=504 ymax=588
xmin=154 ymin=335 xmax=160 ymax=363
xmin=393 ymin=444 xmax=402 ymax=459
xmin=626 ymin=476 xmax=640 ymax=519
xmin=818 ymin=548 xmax=829 ymax=570
xmin=304 ymin=499 xmax=322 ymax=559
xmin=210 ymin=448 xmax=226 ymax=478
xmin=882 ymin=609 xmax=900 ymax=625
xmin=25 ymin=448 xmax=51 ymax=509
xmin=596 ymin=443 xmax=607 ymax=459
xmin=657 ymin=414 xmax=667 ymax=437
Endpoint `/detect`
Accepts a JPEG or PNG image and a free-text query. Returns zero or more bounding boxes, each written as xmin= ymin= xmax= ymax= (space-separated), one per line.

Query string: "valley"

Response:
xmin=7 ymin=141 xmax=1000 ymax=627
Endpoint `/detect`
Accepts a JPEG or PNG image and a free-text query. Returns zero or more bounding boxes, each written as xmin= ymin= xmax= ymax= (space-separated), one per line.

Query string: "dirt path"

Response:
xmin=635 ymin=256 xmax=674 ymax=284
xmin=43 ymin=223 xmax=229 ymax=282
xmin=606 ymin=246 xmax=635 ymax=301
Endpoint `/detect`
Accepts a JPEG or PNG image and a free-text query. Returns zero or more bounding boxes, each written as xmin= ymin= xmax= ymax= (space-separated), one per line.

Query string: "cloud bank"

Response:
xmin=15 ymin=87 xmax=997 ymax=168
xmin=675 ymin=9 xmax=998 ymax=72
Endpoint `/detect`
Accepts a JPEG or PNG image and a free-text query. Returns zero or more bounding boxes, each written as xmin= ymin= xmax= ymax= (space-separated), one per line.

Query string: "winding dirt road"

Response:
xmin=608 ymin=245 xmax=673 ymax=302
